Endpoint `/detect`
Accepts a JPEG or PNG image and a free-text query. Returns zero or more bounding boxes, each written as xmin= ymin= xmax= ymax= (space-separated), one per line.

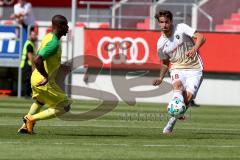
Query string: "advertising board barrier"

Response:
xmin=0 ymin=25 xmax=23 ymax=97
xmin=0 ymin=25 xmax=22 ymax=67
xmin=84 ymin=29 xmax=240 ymax=73
xmin=84 ymin=29 xmax=162 ymax=70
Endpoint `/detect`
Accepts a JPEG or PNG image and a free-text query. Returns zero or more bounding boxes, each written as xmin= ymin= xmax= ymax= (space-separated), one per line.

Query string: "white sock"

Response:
xmin=172 ymin=90 xmax=184 ymax=102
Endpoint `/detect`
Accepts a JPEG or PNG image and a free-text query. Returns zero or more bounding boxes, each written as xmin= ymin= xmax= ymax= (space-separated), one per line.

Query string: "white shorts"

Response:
xmin=170 ymin=70 xmax=203 ymax=98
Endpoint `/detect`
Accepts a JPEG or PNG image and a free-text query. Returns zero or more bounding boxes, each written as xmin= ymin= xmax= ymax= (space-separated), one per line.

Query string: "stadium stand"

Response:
xmin=136 ymin=17 xmax=150 ymax=29
xmin=215 ymin=11 xmax=240 ymax=32
xmin=76 ymin=22 xmax=86 ymax=28
xmin=198 ymin=0 xmax=240 ymax=31
xmin=136 ymin=0 xmax=202 ymax=30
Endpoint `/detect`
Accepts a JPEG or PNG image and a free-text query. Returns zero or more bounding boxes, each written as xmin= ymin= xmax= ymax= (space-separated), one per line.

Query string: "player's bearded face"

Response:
xmin=159 ymin=16 xmax=172 ymax=33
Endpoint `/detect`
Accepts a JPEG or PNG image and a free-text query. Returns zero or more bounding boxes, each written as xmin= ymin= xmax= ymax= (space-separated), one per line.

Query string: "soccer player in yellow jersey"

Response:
xmin=153 ymin=10 xmax=206 ymax=134
xmin=18 ymin=15 xmax=71 ymax=134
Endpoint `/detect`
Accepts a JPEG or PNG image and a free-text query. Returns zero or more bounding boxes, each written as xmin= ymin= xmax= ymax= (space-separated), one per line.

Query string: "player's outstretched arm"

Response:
xmin=153 ymin=59 xmax=169 ymax=86
xmin=193 ymin=32 xmax=206 ymax=50
xmin=34 ymin=55 xmax=48 ymax=87
xmin=186 ymin=32 xmax=206 ymax=58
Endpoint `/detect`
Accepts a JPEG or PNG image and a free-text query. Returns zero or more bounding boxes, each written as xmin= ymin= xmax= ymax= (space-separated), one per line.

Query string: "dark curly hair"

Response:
xmin=154 ymin=10 xmax=173 ymax=22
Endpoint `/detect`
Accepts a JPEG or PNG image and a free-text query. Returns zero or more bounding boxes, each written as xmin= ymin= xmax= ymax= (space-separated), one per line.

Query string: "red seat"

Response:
xmin=224 ymin=19 xmax=240 ymax=25
xmin=215 ymin=11 xmax=240 ymax=32
xmin=231 ymin=13 xmax=240 ymax=20
xmin=76 ymin=22 xmax=86 ymax=28
xmin=136 ymin=18 xmax=150 ymax=30
xmin=99 ymin=23 xmax=109 ymax=28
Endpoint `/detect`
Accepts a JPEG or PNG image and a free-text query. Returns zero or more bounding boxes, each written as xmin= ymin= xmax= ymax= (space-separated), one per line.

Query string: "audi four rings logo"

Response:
xmin=97 ymin=36 xmax=149 ymax=64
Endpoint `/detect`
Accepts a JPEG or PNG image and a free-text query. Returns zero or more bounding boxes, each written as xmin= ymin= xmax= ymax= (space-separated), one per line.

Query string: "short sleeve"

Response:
xmin=14 ymin=5 xmax=18 ymax=14
xmin=178 ymin=23 xmax=196 ymax=37
xmin=25 ymin=3 xmax=32 ymax=14
xmin=39 ymin=38 xmax=59 ymax=59
xmin=158 ymin=48 xmax=169 ymax=60
xmin=157 ymin=37 xmax=169 ymax=60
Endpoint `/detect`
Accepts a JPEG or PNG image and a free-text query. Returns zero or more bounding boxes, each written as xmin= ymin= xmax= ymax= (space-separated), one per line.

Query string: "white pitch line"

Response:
xmin=0 ymin=142 xmax=74 ymax=145
xmin=0 ymin=141 xmax=240 ymax=148
xmin=0 ymin=141 xmax=128 ymax=146
xmin=83 ymin=143 xmax=128 ymax=146
xmin=143 ymin=144 xmax=240 ymax=148
xmin=180 ymin=128 xmax=240 ymax=131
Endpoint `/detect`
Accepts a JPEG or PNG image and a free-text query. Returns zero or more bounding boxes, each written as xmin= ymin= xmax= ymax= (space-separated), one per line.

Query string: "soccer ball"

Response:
xmin=167 ymin=98 xmax=187 ymax=118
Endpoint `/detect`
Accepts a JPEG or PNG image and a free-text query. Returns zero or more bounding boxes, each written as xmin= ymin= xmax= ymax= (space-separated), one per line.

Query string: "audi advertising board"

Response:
xmin=84 ymin=29 xmax=240 ymax=73
xmin=84 ymin=29 xmax=162 ymax=70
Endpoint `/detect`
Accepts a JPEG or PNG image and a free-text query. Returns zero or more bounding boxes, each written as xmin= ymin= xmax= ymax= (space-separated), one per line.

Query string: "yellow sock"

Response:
xmin=28 ymin=102 xmax=43 ymax=115
xmin=31 ymin=108 xmax=58 ymax=121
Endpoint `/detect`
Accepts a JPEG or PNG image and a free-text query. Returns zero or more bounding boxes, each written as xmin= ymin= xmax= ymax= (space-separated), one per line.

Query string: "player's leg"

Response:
xmin=163 ymin=70 xmax=185 ymax=134
xmin=163 ymin=116 xmax=177 ymax=134
xmin=163 ymin=71 xmax=203 ymax=134
xmin=184 ymin=71 xmax=203 ymax=106
xmin=180 ymin=71 xmax=203 ymax=121
xmin=18 ymin=100 xmax=44 ymax=134
xmin=163 ymin=81 xmax=184 ymax=134
xmin=27 ymin=103 xmax=71 ymax=121
xmin=182 ymin=90 xmax=193 ymax=106
xmin=178 ymin=70 xmax=203 ymax=118
xmin=172 ymin=81 xmax=185 ymax=101
xmin=28 ymin=100 xmax=44 ymax=115
xmin=189 ymin=99 xmax=200 ymax=107
xmin=23 ymin=86 xmax=72 ymax=134
xmin=170 ymin=70 xmax=186 ymax=101
xmin=24 ymin=103 xmax=71 ymax=134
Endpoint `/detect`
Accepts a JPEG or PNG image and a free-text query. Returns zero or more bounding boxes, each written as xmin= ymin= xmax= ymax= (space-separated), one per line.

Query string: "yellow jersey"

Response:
xmin=31 ymin=33 xmax=70 ymax=107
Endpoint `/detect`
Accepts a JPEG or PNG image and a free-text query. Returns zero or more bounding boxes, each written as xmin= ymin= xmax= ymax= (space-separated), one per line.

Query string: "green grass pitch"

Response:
xmin=0 ymin=97 xmax=240 ymax=160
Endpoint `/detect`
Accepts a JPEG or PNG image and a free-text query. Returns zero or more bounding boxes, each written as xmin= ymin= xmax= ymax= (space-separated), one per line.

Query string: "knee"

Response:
xmin=64 ymin=105 xmax=71 ymax=112
xmin=185 ymin=92 xmax=193 ymax=105
xmin=36 ymin=100 xmax=44 ymax=106
xmin=173 ymin=81 xmax=184 ymax=91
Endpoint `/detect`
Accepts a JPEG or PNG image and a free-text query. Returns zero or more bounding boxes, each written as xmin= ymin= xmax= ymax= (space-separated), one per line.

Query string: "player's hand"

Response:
xmin=36 ymin=77 xmax=48 ymax=87
xmin=153 ymin=78 xmax=163 ymax=86
xmin=186 ymin=47 xmax=197 ymax=58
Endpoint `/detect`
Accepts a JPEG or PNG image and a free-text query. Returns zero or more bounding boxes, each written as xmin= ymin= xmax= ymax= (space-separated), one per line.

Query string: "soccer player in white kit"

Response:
xmin=153 ymin=10 xmax=206 ymax=134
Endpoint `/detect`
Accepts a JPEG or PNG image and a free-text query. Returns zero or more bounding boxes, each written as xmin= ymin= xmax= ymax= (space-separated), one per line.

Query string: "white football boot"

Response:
xmin=163 ymin=117 xmax=177 ymax=134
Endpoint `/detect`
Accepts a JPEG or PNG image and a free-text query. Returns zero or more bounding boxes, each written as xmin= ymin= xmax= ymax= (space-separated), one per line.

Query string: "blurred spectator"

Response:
xmin=10 ymin=0 xmax=35 ymax=37
xmin=0 ymin=0 xmax=3 ymax=18
xmin=20 ymin=27 xmax=37 ymax=98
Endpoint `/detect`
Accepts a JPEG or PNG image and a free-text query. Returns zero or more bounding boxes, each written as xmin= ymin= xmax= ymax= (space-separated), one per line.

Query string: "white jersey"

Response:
xmin=14 ymin=2 xmax=35 ymax=26
xmin=157 ymin=23 xmax=203 ymax=71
